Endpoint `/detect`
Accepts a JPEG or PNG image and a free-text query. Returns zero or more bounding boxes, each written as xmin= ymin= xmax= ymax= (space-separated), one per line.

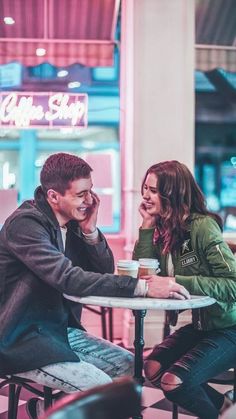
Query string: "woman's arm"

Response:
xmin=132 ymin=228 xmax=157 ymax=260
xmin=176 ymin=217 xmax=236 ymax=302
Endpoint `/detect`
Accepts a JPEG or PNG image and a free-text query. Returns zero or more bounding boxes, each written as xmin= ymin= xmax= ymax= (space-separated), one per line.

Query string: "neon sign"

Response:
xmin=0 ymin=92 xmax=88 ymax=128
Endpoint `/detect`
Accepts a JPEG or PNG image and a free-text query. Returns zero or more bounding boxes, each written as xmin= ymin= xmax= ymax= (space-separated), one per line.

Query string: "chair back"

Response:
xmin=43 ymin=377 xmax=142 ymax=419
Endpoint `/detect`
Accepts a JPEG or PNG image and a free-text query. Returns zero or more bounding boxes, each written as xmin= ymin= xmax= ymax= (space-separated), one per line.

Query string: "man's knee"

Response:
xmin=144 ymin=359 xmax=162 ymax=384
xmin=161 ymin=372 xmax=182 ymax=392
xmin=120 ymin=352 xmax=134 ymax=376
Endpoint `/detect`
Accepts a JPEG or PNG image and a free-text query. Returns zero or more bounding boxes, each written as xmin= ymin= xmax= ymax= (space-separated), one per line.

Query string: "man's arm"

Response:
xmin=5 ymin=215 xmax=136 ymax=298
xmin=81 ymin=229 xmax=115 ymax=273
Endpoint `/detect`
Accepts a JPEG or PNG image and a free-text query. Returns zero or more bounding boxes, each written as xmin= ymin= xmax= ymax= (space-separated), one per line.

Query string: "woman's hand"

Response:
xmin=139 ymin=202 xmax=156 ymax=229
xmin=141 ymin=275 xmax=190 ymax=300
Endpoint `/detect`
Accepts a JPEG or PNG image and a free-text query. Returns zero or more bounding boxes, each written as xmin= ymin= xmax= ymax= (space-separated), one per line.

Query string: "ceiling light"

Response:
xmin=4 ymin=17 xmax=15 ymax=25
xmin=68 ymin=81 xmax=81 ymax=89
xmin=57 ymin=70 xmax=68 ymax=78
xmin=36 ymin=48 xmax=46 ymax=57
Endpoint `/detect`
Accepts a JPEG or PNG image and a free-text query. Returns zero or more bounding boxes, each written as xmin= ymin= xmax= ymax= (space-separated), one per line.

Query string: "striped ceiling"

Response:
xmin=0 ymin=0 xmax=120 ymax=67
xmin=195 ymin=0 xmax=236 ymax=71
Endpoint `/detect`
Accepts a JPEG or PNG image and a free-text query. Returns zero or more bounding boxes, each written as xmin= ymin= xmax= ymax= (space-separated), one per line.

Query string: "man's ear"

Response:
xmin=47 ymin=189 xmax=60 ymax=204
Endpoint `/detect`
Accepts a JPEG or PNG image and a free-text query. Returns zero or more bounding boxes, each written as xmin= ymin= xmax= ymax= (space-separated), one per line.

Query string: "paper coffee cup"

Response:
xmin=117 ymin=260 xmax=139 ymax=278
xmin=138 ymin=258 xmax=160 ymax=277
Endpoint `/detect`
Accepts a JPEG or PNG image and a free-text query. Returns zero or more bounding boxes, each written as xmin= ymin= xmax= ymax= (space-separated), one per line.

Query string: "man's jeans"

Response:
xmin=147 ymin=323 xmax=236 ymax=419
xmin=16 ymin=327 xmax=134 ymax=392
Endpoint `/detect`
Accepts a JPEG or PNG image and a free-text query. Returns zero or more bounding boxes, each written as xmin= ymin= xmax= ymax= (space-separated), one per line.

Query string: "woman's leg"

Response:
xmin=160 ymin=326 xmax=236 ymax=419
xmin=144 ymin=323 xmax=201 ymax=386
xmin=67 ymin=327 xmax=134 ymax=378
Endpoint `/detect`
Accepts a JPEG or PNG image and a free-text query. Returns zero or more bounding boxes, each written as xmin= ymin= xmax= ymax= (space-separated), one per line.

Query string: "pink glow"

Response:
xmin=120 ymin=0 xmax=134 ymax=243
xmin=97 ymin=195 xmax=113 ymax=227
xmin=0 ymin=92 xmax=88 ymax=128
xmin=85 ymin=154 xmax=112 ymax=189
xmin=0 ymin=189 xmax=18 ymax=224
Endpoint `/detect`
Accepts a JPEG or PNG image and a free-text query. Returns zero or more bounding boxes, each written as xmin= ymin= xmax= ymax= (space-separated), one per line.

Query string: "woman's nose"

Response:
xmin=143 ymin=189 xmax=150 ymax=199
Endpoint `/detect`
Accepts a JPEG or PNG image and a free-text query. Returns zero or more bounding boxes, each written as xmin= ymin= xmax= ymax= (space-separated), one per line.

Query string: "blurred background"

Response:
xmin=0 ymin=0 xmax=235 ymax=237
xmin=0 ymin=0 xmax=236 ymax=371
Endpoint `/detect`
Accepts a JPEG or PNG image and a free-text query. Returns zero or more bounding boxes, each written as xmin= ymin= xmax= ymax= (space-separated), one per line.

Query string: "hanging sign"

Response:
xmin=0 ymin=92 xmax=88 ymax=128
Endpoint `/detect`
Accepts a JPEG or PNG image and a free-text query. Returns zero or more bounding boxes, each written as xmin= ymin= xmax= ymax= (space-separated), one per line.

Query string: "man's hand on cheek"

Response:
xmin=79 ymin=191 xmax=100 ymax=234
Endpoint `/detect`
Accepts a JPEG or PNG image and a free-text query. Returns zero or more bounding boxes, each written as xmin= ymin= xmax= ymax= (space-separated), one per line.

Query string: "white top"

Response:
xmin=63 ymin=294 xmax=216 ymax=311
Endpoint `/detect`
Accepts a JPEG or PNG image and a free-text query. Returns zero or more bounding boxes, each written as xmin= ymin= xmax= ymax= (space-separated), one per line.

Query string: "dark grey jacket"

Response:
xmin=0 ymin=187 xmax=136 ymax=374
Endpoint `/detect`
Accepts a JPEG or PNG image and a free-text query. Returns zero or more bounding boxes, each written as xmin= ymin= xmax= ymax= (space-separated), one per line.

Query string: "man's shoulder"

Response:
xmin=4 ymin=200 xmax=49 ymax=232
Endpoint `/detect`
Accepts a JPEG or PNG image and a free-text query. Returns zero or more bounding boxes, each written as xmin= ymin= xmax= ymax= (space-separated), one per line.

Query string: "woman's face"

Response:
xmin=142 ymin=172 xmax=162 ymax=215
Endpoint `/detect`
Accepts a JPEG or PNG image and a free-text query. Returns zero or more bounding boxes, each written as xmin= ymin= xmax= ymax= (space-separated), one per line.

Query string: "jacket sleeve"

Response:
xmin=176 ymin=217 xmax=236 ymax=302
xmin=132 ymin=228 xmax=157 ymax=259
xmin=5 ymin=215 xmax=137 ymax=298
xmin=81 ymin=230 xmax=115 ymax=274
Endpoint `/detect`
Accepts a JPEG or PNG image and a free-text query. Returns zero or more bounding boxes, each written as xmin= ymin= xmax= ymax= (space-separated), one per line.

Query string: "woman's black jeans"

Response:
xmin=146 ymin=323 xmax=236 ymax=419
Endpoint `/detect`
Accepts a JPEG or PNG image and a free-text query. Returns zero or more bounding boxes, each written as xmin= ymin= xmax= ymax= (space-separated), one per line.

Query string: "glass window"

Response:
xmin=0 ymin=150 xmax=19 ymax=190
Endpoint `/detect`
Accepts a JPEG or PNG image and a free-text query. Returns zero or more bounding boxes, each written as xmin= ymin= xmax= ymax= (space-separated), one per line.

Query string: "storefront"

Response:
xmin=0 ymin=90 xmax=121 ymax=233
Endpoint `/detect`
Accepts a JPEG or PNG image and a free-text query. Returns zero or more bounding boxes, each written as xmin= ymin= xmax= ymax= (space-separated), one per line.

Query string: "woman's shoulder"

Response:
xmin=190 ymin=213 xmax=221 ymax=235
xmin=191 ymin=213 xmax=219 ymax=226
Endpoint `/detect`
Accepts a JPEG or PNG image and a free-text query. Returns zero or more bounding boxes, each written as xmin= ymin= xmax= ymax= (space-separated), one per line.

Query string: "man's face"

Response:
xmin=55 ymin=176 xmax=94 ymax=224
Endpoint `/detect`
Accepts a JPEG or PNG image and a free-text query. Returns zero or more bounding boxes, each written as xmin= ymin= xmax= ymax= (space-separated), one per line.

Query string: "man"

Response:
xmin=0 ymin=153 xmax=189 ymax=417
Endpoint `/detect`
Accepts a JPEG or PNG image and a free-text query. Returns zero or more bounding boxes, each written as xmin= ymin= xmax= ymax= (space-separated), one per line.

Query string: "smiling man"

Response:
xmin=0 ymin=153 xmax=189 ymax=418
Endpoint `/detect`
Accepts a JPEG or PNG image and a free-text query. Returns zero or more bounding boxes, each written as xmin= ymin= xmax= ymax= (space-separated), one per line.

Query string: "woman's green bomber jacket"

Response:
xmin=133 ymin=214 xmax=236 ymax=330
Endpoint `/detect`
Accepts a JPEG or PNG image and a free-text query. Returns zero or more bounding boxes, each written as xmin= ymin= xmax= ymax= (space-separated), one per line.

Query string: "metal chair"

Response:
xmin=208 ymin=368 xmax=236 ymax=402
xmin=84 ymin=305 xmax=113 ymax=341
xmin=43 ymin=377 xmax=142 ymax=419
xmin=0 ymin=374 xmax=60 ymax=419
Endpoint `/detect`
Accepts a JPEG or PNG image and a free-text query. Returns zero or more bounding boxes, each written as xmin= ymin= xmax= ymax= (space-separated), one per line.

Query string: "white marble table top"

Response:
xmin=63 ymin=294 xmax=216 ymax=310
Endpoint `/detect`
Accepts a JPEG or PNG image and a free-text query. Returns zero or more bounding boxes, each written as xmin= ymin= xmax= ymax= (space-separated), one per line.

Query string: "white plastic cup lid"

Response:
xmin=117 ymin=260 xmax=140 ymax=269
xmin=138 ymin=258 xmax=159 ymax=268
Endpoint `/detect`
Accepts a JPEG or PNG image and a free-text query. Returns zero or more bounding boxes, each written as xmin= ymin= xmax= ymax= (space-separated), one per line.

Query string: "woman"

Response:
xmin=133 ymin=160 xmax=236 ymax=419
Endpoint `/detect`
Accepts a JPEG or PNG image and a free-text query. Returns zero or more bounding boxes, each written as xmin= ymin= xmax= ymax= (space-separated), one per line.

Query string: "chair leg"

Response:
xmin=163 ymin=312 xmax=171 ymax=339
xmin=43 ymin=386 xmax=53 ymax=410
xmin=12 ymin=385 xmax=22 ymax=419
xmin=8 ymin=384 xmax=16 ymax=419
xmin=108 ymin=308 xmax=113 ymax=342
xmin=172 ymin=402 xmax=178 ymax=419
xmin=233 ymin=368 xmax=236 ymax=403
xmin=101 ymin=307 xmax=107 ymax=340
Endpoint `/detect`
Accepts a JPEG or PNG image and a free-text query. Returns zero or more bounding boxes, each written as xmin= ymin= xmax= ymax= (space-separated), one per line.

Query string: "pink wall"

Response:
xmin=0 ymin=189 xmax=18 ymax=224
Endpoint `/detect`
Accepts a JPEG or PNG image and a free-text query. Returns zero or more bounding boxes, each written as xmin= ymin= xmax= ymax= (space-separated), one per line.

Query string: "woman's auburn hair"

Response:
xmin=142 ymin=160 xmax=222 ymax=254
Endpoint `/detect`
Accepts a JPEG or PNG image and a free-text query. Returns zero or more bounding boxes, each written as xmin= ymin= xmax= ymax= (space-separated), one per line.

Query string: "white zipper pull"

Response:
xmin=216 ymin=244 xmax=232 ymax=272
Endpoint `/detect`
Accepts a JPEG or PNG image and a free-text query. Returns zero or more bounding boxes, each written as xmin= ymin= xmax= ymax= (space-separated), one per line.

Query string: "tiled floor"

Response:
xmin=0 ymin=343 xmax=231 ymax=419
xmin=0 ymin=381 xmax=198 ymax=419
xmin=141 ymin=385 xmax=197 ymax=418
xmin=0 ymin=380 xmax=233 ymax=418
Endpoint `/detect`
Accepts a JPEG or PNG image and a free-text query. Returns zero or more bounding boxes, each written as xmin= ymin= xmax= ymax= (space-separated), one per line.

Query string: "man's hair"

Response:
xmin=40 ymin=153 xmax=92 ymax=195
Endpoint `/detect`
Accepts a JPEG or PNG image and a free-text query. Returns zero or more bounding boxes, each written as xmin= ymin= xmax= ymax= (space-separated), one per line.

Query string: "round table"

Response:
xmin=64 ymin=294 xmax=216 ymax=419
xmin=64 ymin=294 xmax=215 ymax=378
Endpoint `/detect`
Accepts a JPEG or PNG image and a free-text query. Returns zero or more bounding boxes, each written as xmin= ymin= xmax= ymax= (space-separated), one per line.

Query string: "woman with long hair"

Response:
xmin=133 ymin=160 xmax=236 ymax=419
